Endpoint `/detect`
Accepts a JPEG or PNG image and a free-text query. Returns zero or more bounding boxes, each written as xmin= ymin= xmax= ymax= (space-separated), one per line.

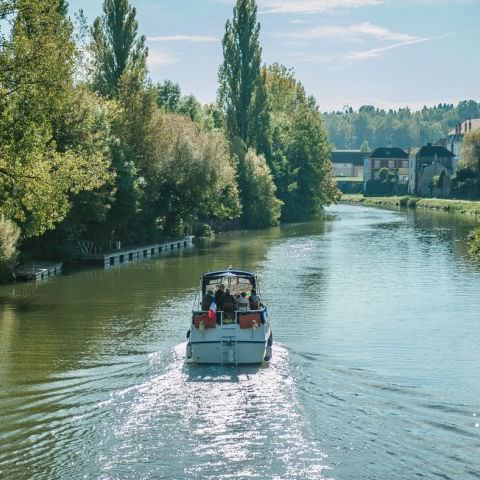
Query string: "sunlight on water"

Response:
xmin=96 ymin=343 xmax=332 ymax=479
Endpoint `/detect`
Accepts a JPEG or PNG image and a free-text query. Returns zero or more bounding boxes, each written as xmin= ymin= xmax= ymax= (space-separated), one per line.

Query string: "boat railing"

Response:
xmin=191 ymin=308 xmax=266 ymax=328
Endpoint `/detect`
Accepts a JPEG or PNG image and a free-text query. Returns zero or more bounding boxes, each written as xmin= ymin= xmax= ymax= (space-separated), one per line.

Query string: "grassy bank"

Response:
xmin=341 ymin=194 xmax=480 ymax=217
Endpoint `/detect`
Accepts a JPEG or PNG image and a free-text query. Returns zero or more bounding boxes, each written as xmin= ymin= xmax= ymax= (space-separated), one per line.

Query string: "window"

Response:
xmin=388 ymin=160 xmax=395 ymax=169
xmin=374 ymin=160 xmax=380 ymax=168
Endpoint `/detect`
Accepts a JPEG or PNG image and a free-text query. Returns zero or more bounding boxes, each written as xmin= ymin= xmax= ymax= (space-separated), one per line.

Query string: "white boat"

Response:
xmin=186 ymin=269 xmax=273 ymax=365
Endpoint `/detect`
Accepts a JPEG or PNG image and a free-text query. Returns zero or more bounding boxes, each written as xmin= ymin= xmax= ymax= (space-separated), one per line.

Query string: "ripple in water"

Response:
xmin=92 ymin=344 xmax=332 ymax=480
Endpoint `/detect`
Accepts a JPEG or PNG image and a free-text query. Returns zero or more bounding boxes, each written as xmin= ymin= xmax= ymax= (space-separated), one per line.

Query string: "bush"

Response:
xmin=0 ymin=217 xmax=20 ymax=283
xmin=194 ymin=223 xmax=214 ymax=238
xmin=469 ymin=227 xmax=480 ymax=256
xmin=407 ymin=198 xmax=419 ymax=208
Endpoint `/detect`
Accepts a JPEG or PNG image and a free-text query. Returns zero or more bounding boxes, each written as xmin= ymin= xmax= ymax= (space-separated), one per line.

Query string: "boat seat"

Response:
xmin=193 ymin=313 xmax=216 ymax=329
xmin=239 ymin=313 xmax=262 ymax=329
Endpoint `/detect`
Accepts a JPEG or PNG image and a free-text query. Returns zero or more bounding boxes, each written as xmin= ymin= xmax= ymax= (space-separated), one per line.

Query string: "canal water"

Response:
xmin=1 ymin=204 xmax=479 ymax=480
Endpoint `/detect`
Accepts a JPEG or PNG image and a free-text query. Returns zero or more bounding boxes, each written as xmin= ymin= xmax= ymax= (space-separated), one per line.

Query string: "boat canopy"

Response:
xmin=202 ymin=270 xmax=256 ymax=294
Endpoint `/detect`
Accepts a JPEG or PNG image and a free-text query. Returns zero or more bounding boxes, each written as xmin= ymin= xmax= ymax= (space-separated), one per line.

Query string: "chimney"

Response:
xmin=427 ymin=142 xmax=432 ymax=147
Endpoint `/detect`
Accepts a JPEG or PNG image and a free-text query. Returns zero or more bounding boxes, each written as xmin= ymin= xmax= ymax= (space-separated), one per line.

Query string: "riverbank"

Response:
xmin=341 ymin=194 xmax=480 ymax=217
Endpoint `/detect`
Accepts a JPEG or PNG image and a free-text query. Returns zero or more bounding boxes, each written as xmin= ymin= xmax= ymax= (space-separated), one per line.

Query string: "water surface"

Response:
xmin=1 ymin=204 xmax=479 ymax=479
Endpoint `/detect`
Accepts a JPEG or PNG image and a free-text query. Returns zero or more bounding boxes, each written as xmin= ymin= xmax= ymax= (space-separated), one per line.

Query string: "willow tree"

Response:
xmin=218 ymin=0 xmax=269 ymax=152
xmin=90 ymin=0 xmax=148 ymax=98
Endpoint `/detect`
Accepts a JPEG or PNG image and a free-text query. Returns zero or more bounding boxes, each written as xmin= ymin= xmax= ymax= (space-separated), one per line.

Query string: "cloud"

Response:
xmin=258 ymin=0 xmax=383 ymax=14
xmin=286 ymin=22 xmax=419 ymax=42
xmin=147 ymin=50 xmax=181 ymax=68
xmin=343 ymin=33 xmax=453 ymax=61
xmin=147 ymin=35 xmax=218 ymax=43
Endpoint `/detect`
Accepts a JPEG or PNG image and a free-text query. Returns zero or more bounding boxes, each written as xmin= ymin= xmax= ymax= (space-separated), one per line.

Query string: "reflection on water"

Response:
xmin=1 ymin=205 xmax=480 ymax=479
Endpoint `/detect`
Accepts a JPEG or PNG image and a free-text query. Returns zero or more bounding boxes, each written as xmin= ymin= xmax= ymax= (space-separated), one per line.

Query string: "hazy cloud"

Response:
xmin=147 ymin=35 xmax=218 ymax=43
xmin=343 ymin=33 xmax=453 ymax=61
xmin=286 ymin=22 xmax=419 ymax=42
xmin=147 ymin=50 xmax=181 ymax=67
xmin=259 ymin=0 xmax=383 ymax=14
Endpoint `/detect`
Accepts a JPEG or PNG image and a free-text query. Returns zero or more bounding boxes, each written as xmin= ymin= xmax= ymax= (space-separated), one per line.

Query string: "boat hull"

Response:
xmin=186 ymin=324 xmax=272 ymax=365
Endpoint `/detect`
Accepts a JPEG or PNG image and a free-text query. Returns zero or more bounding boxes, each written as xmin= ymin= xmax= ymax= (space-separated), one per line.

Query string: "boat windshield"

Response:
xmin=202 ymin=271 xmax=256 ymax=296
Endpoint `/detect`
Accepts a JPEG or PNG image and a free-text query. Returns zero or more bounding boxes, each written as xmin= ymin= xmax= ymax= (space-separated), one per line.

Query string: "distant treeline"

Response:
xmin=0 ymin=0 xmax=338 ymax=281
xmin=323 ymin=101 xmax=480 ymax=150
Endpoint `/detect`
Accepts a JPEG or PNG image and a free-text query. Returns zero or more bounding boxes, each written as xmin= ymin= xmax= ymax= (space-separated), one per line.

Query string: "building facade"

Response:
xmin=409 ymin=144 xmax=455 ymax=197
xmin=331 ymin=150 xmax=368 ymax=178
xmin=364 ymin=147 xmax=409 ymax=190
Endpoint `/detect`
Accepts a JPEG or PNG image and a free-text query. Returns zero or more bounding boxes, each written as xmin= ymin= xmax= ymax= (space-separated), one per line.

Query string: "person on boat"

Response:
xmin=222 ymin=288 xmax=236 ymax=322
xmin=249 ymin=289 xmax=260 ymax=309
xmin=215 ymin=284 xmax=225 ymax=305
xmin=237 ymin=292 xmax=249 ymax=311
xmin=202 ymin=289 xmax=214 ymax=311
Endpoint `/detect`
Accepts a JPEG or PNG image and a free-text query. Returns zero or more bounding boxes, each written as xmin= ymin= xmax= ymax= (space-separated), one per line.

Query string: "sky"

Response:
xmin=69 ymin=0 xmax=480 ymax=112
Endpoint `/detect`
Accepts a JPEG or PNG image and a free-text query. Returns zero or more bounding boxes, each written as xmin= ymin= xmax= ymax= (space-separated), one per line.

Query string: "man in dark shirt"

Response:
xmin=215 ymin=284 xmax=225 ymax=308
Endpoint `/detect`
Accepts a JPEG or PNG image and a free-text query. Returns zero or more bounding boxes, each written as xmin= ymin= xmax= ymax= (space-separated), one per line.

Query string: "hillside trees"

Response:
xmin=323 ymin=101 xmax=480 ymax=150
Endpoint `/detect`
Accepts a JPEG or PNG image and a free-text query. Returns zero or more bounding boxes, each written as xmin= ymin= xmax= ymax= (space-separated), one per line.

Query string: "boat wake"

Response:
xmin=95 ymin=342 xmax=333 ymax=479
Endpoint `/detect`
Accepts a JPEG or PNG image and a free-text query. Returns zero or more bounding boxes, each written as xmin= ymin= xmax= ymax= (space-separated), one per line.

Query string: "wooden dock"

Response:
xmin=80 ymin=236 xmax=194 ymax=269
xmin=14 ymin=262 xmax=63 ymax=282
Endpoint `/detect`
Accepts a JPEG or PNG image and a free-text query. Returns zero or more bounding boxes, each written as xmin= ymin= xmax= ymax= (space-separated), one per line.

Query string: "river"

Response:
xmin=0 ymin=204 xmax=479 ymax=480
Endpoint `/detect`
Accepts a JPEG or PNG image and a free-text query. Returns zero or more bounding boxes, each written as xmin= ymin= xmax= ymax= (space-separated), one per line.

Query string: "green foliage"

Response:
xmin=469 ymin=227 xmax=480 ymax=257
xmin=90 ymin=0 xmax=148 ymax=98
xmin=0 ymin=217 xmax=20 ymax=283
xmin=0 ymin=0 xmax=112 ymax=238
xmin=232 ymin=140 xmax=282 ymax=228
xmin=218 ymin=0 xmax=269 ymax=151
xmin=144 ymin=113 xmax=241 ymax=236
xmin=324 ymin=101 xmax=480 ymax=149
xmin=360 ymin=140 xmax=370 ymax=152
xmin=460 ymin=129 xmax=480 ymax=174
xmin=264 ymin=64 xmax=339 ymax=221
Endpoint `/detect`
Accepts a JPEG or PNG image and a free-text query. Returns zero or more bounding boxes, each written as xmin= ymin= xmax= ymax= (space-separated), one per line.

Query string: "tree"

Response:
xmin=0 ymin=0 xmax=112 ymax=238
xmin=460 ymin=129 xmax=480 ymax=175
xmin=218 ymin=0 xmax=269 ymax=151
xmin=360 ymin=140 xmax=370 ymax=152
xmin=264 ymin=64 xmax=338 ymax=221
xmin=237 ymin=146 xmax=282 ymax=228
xmin=90 ymin=0 xmax=148 ymax=98
xmin=156 ymin=80 xmax=182 ymax=113
xmin=144 ymin=113 xmax=241 ymax=236
xmin=0 ymin=217 xmax=20 ymax=283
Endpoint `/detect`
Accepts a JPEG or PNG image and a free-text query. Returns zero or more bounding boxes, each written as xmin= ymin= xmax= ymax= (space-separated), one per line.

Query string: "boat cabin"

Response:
xmin=193 ymin=269 xmax=265 ymax=329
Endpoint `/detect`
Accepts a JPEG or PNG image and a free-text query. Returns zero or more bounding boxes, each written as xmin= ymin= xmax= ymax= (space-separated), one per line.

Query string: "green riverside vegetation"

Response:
xmin=0 ymin=0 xmax=338 ymax=282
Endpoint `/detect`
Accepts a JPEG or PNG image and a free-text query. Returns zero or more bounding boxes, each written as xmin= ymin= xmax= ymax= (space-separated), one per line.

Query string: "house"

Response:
xmin=331 ymin=150 xmax=368 ymax=178
xmin=409 ymin=143 xmax=455 ymax=197
xmin=445 ymin=118 xmax=480 ymax=160
xmin=364 ymin=147 xmax=409 ymax=191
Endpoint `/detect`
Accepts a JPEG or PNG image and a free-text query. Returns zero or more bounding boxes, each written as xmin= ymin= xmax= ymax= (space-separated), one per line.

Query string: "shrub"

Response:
xmin=0 ymin=217 xmax=20 ymax=284
xmin=469 ymin=227 xmax=480 ymax=256
xmin=407 ymin=198 xmax=419 ymax=208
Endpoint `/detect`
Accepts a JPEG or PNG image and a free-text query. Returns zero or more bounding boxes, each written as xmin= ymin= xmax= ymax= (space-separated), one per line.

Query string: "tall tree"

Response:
xmin=90 ymin=0 xmax=147 ymax=98
xmin=0 ymin=0 xmax=112 ymax=237
xmin=218 ymin=0 xmax=269 ymax=152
